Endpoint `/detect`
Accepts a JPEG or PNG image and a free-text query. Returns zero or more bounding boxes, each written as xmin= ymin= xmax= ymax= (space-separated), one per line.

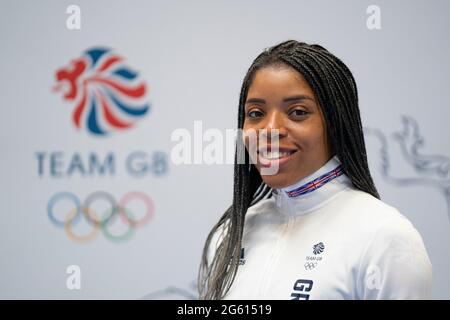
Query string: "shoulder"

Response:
xmin=342 ymin=191 xmax=433 ymax=298
xmin=357 ymin=216 xmax=433 ymax=299
xmin=336 ymin=188 xmax=430 ymax=261
xmin=334 ymin=188 xmax=417 ymax=235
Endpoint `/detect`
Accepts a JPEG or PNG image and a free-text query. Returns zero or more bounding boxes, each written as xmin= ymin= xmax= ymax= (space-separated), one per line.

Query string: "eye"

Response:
xmin=246 ymin=109 xmax=264 ymax=119
xmin=289 ymin=109 xmax=308 ymax=118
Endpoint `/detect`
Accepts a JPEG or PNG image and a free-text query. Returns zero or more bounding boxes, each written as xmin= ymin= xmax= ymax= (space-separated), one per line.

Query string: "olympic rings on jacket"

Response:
xmin=304 ymin=262 xmax=317 ymax=270
xmin=47 ymin=191 xmax=155 ymax=243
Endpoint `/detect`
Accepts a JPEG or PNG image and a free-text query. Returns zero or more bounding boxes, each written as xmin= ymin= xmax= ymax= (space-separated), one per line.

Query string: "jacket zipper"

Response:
xmin=257 ymin=201 xmax=293 ymax=298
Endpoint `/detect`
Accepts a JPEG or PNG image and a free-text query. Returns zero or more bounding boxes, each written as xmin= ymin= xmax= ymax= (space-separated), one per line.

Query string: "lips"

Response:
xmin=257 ymin=146 xmax=298 ymax=168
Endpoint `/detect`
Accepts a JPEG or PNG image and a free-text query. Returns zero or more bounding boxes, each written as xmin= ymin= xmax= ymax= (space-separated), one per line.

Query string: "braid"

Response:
xmin=198 ymin=40 xmax=379 ymax=300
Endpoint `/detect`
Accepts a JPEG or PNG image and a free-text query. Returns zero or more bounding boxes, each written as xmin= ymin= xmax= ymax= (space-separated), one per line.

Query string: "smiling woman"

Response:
xmin=243 ymin=66 xmax=331 ymax=189
xmin=197 ymin=40 xmax=432 ymax=300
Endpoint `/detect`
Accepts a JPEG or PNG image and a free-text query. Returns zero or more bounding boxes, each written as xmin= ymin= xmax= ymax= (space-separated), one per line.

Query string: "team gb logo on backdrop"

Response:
xmin=53 ymin=47 xmax=150 ymax=136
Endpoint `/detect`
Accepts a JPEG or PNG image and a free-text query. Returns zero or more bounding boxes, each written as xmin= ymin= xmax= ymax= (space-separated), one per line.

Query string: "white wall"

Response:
xmin=0 ymin=0 xmax=449 ymax=299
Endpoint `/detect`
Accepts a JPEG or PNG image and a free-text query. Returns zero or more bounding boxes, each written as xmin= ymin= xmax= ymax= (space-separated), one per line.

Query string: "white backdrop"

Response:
xmin=0 ymin=0 xmax=449 ymax=299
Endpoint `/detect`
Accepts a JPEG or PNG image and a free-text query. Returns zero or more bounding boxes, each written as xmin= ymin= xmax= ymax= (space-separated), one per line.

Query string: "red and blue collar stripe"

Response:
xmin=279 ymin=165 xmax=344 ymax=198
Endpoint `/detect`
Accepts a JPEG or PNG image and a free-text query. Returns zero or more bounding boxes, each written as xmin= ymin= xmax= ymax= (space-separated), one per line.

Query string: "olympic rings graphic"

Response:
xmin=304 ymin=262 xmax=317 ymax=270
xmin=47 ymin=191 xmax=155 ymax=243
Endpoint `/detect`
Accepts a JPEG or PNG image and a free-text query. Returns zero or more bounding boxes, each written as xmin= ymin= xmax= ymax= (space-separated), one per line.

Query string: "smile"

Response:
xmin=259 ymin=150 xmax=296 ymax=159
xmin=257 ymin=148 xmax=298 ymax=168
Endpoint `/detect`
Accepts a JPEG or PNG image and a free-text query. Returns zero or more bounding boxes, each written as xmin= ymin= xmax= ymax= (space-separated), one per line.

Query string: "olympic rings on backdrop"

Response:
xmin=64 ymin=207 xmax=100 ymax=243
xmin=119 ymin=191 xmax=154 ymax=227
xmin=47 ymin=192 xmax=81 ymax=227
xmin=47 ymin=191 xmax=155 ymax=243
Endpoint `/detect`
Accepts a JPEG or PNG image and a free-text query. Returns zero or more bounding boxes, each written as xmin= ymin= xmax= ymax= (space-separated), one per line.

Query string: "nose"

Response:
xmin=261 ymin=110 xmax=288 ymax=140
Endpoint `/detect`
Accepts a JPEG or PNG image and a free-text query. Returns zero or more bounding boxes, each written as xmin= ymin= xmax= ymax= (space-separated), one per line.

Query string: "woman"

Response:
xmin=197 ymin=40 xmax=432 ymax=300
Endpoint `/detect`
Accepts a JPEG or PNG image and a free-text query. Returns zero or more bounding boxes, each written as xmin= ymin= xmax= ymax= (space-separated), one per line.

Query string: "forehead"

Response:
xmin=247 ymin=66 xmax=314 ymax=97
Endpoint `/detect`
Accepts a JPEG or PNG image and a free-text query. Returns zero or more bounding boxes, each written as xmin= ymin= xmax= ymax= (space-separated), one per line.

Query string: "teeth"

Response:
xmin=261 ymin=151 xmax=292 ymax=159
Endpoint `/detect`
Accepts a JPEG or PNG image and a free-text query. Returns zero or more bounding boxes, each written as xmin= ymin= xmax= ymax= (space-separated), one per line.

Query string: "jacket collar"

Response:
xmin=272 ymin=155 xmax=353 ymax=217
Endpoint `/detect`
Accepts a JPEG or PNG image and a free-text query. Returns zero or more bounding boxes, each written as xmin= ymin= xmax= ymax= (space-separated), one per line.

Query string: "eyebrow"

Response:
xmin=245 ymin=95 xmax=315 ymax=105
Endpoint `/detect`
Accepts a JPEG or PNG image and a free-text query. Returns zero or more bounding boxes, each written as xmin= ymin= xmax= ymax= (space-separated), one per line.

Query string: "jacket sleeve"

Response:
xmin=358 ymin=215 xmax=433 ymax=299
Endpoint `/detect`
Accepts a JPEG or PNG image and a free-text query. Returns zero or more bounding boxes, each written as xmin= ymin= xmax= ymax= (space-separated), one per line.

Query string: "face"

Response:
xmin=243 ymin=65 xmax=332 ymax=189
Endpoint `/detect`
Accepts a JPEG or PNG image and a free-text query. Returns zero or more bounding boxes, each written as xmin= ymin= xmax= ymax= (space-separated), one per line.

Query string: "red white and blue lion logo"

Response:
xmin=53 ymin=48 xmax=150 ymax=135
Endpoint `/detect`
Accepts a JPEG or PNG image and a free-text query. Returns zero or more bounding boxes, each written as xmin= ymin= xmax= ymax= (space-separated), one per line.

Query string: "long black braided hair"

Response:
xmin=197 ymin=40 xmax=380 ymax=300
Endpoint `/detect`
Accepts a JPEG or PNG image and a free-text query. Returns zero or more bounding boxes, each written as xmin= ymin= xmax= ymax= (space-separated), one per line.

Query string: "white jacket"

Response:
xmin=210 ymin=156 xmax=432 ymax=299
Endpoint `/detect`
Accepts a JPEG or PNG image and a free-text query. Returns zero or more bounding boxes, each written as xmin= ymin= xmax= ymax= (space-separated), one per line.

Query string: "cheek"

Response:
xmin=242 ymin=122 xmax=259 ymax=149
xmin=306 ymin=128 xmax=328 ymax=154
xmin=291 ymin=123 xmax=327 ymax=150
xmin=242 ymin=124 xmax=250 ymax=148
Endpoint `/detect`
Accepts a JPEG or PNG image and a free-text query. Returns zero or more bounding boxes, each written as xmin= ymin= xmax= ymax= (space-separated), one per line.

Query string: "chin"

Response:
xmin=260 ymin=172 xmax=293 ymax=189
